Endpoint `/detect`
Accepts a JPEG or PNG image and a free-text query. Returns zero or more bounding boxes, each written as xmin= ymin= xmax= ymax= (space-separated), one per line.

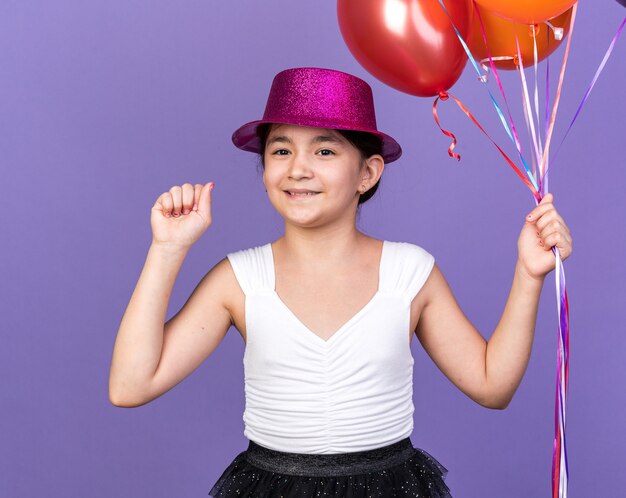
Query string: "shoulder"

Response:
xmin=197 ymin=243 xmax=267 ymax=309
xmin=221 ymin=241 xmax=277 ymax=299
xmin=225 ymin=242 xmax=269 ymax=264
xmin=386 ymin=240 xmax=435 ymax=261
xmin=381 ymin=240 xmax=436 ymax=301
xmin=389 ymin=241 xmax=443 ymax=305
xmin=413 ymin=256 xmax=454 ymax=314
xmin=195 ymin=248 xmax=257 ymax=329
xmin=196 ymin=255 xmax=241 ymax=307
xmin=384 ymin=240 xmax=435 ymax=274
xmin=225 ymin=242 xmax=269 ymax=277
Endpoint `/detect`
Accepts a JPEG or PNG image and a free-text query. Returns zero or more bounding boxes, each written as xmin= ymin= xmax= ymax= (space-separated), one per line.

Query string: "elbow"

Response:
xmin=109 ymin=392 xmax=149 ymax=408
xmin=483 ymin=399 xmax=510 ymax=410
xmin=478 ymin=375 xmax=516 ymax=409
xmin=108 ymin=383 xmax=148 ymax=408
xmin=109 ymin=394 xmax=136 ymax=408
xmin=475 ymin=385 xmax=513 ymax=410
xmin=109 ymin=389 xmax=136 ymax=408
xmin=479 ymin=392 xmax=513 ymax=410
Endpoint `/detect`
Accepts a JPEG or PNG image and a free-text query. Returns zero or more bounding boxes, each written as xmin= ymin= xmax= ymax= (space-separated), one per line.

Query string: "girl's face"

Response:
xmin=262 ymin=124 xmax=382 ymax=228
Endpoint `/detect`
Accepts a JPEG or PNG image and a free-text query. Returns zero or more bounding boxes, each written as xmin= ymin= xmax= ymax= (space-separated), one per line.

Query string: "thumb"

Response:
xmin=197 ymin=182 xmax=214 ymax=222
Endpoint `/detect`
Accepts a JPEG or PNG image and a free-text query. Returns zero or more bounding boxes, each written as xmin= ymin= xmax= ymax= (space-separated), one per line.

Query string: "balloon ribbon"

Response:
xmin=558 ymin=16 xmax=626 ymax=150
xmin=433 ymin=2 xmax=576 ymax=497
xmin=552 ymin=247 xmax=570 ymax=498
xmin=432 ymin=91 xmax=540 ymax=202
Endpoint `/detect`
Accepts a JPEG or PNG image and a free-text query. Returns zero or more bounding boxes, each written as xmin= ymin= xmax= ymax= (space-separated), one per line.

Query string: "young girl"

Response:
xmin=109 ymin=67 xmax=573 ymax=497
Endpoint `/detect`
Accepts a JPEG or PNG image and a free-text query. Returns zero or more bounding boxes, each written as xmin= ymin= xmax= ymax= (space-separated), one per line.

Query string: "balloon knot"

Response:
xmin=529 ymin=24 xmax=540 ymax=38
xmin=545 ymin=20 xmax=564 ymax=41
xmin=438 ymin=90 xmax=449 ymax=101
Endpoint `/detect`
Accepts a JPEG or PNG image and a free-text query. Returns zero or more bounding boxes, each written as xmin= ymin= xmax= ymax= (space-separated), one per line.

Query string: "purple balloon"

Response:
xmin=618 ymin=0 xmax=626 ymax=7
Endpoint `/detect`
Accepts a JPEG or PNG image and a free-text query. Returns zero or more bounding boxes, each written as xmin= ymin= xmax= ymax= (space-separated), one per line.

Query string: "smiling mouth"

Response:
xmin=284 ymin=191 xmax=320 ymax=197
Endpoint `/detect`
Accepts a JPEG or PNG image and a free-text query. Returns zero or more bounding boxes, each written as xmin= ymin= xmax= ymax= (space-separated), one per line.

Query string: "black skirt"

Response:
xmin=208 ymin=437 xmax=452 ymax=497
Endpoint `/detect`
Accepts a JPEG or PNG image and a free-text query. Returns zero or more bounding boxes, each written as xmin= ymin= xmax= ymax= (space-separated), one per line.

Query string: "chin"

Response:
xmin=276 ymin=206 xmax=324 ymax=226
xmin=282 ymin=213 xmax=323 ymax=227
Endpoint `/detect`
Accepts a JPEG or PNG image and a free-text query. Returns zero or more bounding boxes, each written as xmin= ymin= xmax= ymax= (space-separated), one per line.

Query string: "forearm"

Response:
xmin=109 ymin=243 xmax=189 ymax=406
xmin=484 ymin=259 xmax=545 ymax=408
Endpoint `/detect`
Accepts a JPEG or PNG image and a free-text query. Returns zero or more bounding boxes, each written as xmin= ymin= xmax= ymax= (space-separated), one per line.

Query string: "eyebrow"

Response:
xmin=266 ymin=134 xmax=344 ymax=146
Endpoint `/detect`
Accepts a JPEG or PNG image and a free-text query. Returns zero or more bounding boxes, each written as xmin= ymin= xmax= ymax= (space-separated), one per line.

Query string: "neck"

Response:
xmin=276 ymin=221 xmax=367 ymax=266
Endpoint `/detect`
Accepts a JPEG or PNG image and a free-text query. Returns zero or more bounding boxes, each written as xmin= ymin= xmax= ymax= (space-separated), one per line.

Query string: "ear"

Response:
xmin=361 ymin=154 xmax=385 ymax=187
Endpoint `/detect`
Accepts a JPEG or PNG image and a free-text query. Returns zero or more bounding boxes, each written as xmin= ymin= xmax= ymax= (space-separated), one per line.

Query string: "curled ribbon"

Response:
xmin=432 ymin=91 xmax=460 ymax=161
xmin=432 ymin=90 xmax=541 ymax=201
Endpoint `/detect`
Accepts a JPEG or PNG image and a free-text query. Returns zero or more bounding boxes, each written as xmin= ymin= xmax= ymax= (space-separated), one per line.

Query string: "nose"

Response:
xmin=287 ymin=152 xmax=312 ymax=179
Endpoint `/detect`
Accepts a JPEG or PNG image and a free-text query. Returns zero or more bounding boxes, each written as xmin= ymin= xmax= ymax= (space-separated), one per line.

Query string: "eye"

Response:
xmin=271 ymin=149 xmax=290 ymax=155
xmin=317 ymin=149 xmax=335 ymax=156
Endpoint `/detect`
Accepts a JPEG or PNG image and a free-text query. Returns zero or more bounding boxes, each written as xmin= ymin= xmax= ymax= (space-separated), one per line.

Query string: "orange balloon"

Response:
xmin=475 ymin=0 xmax=575 ymax=25
xmin=469 ymin=5 xmax=572 ymax=70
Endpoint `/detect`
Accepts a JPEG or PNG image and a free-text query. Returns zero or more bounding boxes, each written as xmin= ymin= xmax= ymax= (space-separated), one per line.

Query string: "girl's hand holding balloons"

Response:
xmin=517 ymin=192 xmax=573 ymax=282
xmin=150 ymin=181 xmax=215 ymax=252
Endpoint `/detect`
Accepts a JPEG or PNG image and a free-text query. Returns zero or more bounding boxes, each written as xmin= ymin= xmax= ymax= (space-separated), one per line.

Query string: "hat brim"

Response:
xmin=232 ymin=119 xmax=402 ymax=164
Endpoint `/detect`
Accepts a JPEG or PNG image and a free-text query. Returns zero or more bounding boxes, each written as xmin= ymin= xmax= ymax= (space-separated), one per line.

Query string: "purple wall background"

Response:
xmin=2 ymin=1 xmax=625 ymax=497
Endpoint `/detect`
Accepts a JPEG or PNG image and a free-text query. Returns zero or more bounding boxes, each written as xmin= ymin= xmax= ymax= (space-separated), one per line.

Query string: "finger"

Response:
xmin=538 ymin=218 xmax=565 ymax=241
xmin=526 ymin=195 xmax=555 ymax=223
xmin=197 ymin=182 xmax=214 ymax=222
xmin=540 ymin=223 xmax=573 ymax=252
xmin=153 ymin=192 xmax=173 ymax=218
xmin=543 ymin=230 xmax=567 ymax=251
xmin=548 ymin=224 xmax=572 ymax=245
xmin=169 ymin=185 xmax=183 ymax=217
xmin=540 ymin=192 xmax=554 ymax=204
xmin=181 ymin=183 xmax=195 ymax=215
xmin=535 ymin=211 xmax=562 ymax=231
xmin=539 ymin=210 xmax=573 ymax=238
xmin=535 ymin=207 xmax=573 ymax=241
xmin=193 ymin=184 xmax=203 ymax=211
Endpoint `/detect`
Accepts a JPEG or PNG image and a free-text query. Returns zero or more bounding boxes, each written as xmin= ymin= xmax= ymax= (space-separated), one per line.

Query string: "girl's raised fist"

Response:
xmin=150 ymin=181 xmax=214 ymax=250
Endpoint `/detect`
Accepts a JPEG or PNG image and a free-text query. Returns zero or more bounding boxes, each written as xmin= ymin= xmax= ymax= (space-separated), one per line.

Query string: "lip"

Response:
xmin=283 ymin=188 xmax=320 ymax=194
xmin=283 ymin=189 xmax=320 ymax=199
